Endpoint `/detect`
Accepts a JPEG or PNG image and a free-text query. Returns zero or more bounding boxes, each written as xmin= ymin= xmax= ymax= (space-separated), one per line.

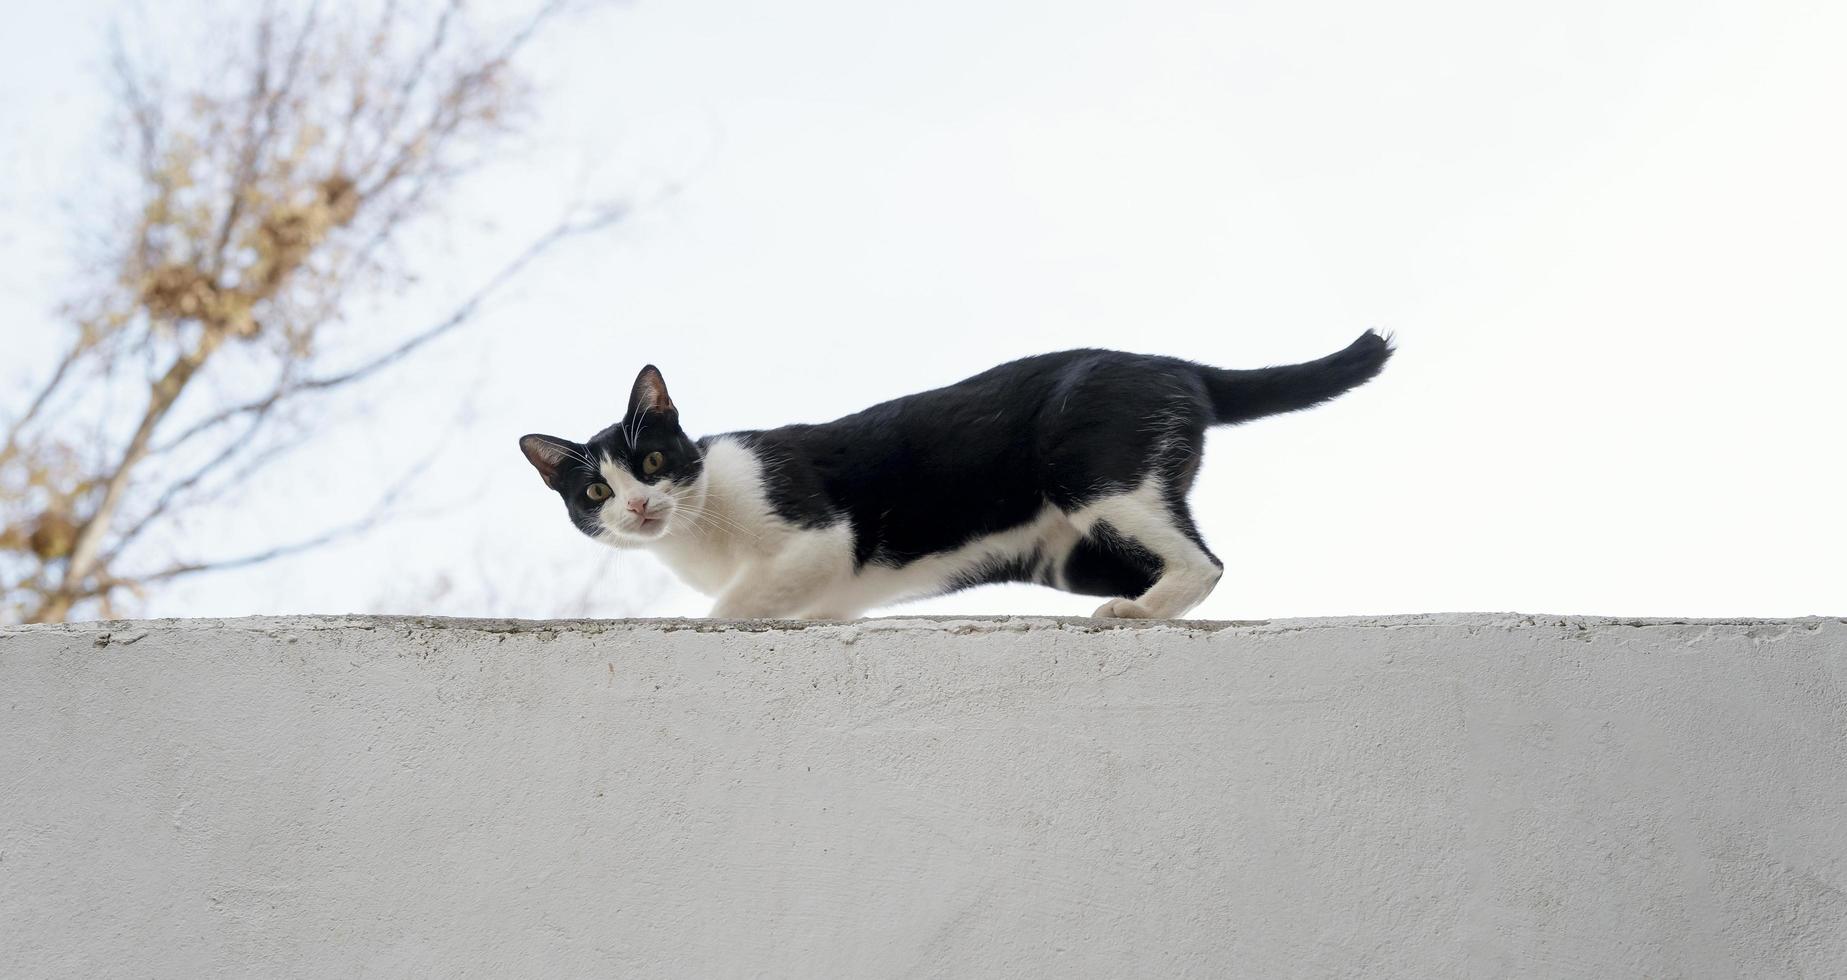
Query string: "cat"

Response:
xmin=519 ymin=331 xmax=1392 ymax=620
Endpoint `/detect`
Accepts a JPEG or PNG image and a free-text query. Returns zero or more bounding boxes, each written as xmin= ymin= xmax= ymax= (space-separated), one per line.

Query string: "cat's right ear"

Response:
xmin=627 ymin=365 xmax=677 ymax=419
xmin=519 ymin=434 xmax=582 ymax=490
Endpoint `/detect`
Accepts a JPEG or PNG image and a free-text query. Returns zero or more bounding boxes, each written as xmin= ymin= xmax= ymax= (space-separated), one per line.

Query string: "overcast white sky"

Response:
xmin=3 ymin=0 xmax=1843 ymax=621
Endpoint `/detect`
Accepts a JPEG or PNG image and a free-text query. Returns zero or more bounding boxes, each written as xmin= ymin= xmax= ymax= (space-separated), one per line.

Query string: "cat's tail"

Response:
xmin=1200 ymin=330 xmax=1394 ymax=425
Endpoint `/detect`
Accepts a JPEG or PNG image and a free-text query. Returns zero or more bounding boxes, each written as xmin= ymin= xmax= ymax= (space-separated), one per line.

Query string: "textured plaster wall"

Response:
xmin=2 ymin=614 xmax=1845 ymax=978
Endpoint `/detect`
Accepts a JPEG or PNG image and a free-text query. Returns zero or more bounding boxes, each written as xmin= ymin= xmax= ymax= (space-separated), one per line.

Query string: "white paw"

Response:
xmin=1093 ymin=598 xmax=1155 ymax=619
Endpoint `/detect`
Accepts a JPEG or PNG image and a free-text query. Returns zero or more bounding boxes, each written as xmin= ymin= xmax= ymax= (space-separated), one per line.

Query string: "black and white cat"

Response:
xmin=519 ymin=332 xmax=1392 ymax=619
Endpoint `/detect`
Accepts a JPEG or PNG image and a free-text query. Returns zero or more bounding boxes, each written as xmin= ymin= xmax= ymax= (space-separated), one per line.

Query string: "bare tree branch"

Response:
xmin=89 ymin=495 xmax=394 ymax=595
xmin=360 ymin=0 xmax=568 ymax=197
xmin=106 ymin=28 xmax=164 ymax=184
xmin=5 ymin=1 xmax=620 ymax=624
xmin=87 ymin=422 xmax=447 ymax=603
xmin=104 ymin=407 xmax=294 ymax=564
xmin=149 ymin=203 xmax=625 ymax=455
xmin=31 ymin=328 xmax=229 ymax=622
xmin=293 ymin=204 xmax=625 ymax=390
xmin=0 ymin=339 xmax=88 ymax=464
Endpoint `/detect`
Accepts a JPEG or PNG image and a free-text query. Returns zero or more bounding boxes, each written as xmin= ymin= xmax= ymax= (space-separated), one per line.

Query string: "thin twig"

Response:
xmin=104 ymin=408 xmax=293 ymax=563
xmin=90 ymin=428 xmax=439 ymax=597
xmin=150 ymin=204 xmax=624 ymax=453
xmin=0 ymin=339 xmax=87 ymax=463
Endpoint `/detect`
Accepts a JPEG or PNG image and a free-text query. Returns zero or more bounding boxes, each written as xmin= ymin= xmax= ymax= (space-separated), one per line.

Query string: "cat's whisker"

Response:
xmin=681 ymin=504 xmax=760 ymax=541
xmin=683 ymin=511 xmax=754 ymax=545
xmin=554 ymin=444 xmax=596 ymax=469
xmin=663 ymin=515 xmax=710 ymax=542
xmin=671 ymin=509 xmax=732 ymax=543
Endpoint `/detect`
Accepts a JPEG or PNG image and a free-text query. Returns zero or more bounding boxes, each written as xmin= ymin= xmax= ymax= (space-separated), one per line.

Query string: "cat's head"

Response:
xmin=519 ymin=365 xmax=705 ymax=545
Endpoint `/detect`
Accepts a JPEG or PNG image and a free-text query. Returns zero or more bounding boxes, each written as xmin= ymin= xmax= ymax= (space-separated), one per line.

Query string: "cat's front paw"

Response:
xmin=1093 ymin=597 xmax=1154 ymax=619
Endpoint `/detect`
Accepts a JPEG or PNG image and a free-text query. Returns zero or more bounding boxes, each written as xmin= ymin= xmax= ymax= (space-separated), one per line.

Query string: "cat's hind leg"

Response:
xmin=1072 ymin=482 xmax=1222 ymax=619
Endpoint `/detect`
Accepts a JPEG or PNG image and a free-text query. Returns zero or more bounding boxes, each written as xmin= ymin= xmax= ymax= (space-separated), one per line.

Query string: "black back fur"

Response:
xmin=730 ymin=331 xmax=1390 ymax=577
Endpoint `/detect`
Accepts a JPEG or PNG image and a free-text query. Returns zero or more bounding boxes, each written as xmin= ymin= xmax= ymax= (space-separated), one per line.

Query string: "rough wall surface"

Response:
xmin=2 ymin=614 xmax=1844 ymax=979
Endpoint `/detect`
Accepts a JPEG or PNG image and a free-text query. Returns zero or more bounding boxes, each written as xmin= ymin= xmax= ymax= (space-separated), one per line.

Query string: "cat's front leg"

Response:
xmin=708 ymin=533 xmax=850 ymax=619
xmin=709 ymin=591 xmax=790 ymax=619
xmin=709 ymin=570 xmax=835 ymax=618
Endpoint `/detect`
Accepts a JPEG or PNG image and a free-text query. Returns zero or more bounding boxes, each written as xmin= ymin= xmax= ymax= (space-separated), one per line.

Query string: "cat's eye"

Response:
xmin=643 ymin=451 xmax=665 ymax=475
xmin=585 ymin=483 xmax=612 ymax=501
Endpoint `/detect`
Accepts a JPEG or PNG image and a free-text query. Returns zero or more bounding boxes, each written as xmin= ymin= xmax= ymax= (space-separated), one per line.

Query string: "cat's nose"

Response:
xmin=626 ymin=498 xmax=650 ymax=517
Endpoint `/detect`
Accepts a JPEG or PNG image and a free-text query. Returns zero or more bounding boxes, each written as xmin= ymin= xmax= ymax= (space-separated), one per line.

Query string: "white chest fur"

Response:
xmin=646 ymin=438 xmax=780 ymax=595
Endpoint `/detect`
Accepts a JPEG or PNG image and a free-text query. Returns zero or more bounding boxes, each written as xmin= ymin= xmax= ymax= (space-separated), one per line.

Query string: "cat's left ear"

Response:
xmin=627 ymin=364 xmax=677 ymax=419
xmin=519 ymin=433 xmax=583 ymax=490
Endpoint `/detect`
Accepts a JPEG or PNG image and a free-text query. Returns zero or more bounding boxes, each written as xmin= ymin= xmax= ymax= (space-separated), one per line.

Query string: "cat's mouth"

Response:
xmin=611 ymin=509 xmax=672 ymax=540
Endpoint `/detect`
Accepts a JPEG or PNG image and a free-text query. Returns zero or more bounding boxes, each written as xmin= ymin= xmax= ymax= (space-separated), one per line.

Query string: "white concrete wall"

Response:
xmin=3 ymin=614 xmax=1844 ymax=978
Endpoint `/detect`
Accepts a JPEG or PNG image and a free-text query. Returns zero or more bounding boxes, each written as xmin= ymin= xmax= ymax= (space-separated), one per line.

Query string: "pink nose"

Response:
xmin=626 ymin=498 xmax=650 ymax=518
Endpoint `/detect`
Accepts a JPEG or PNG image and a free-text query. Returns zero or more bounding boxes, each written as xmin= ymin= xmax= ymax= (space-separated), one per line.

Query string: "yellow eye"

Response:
xmin=585 ymin=483 xmax=612 ymax=501
xmin=643 ymin=451 xmax=665 ymax=475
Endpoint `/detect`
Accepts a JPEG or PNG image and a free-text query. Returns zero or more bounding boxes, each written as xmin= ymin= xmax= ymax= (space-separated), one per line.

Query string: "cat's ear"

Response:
xmin=626 ymin=364 xmax=677 ymax=418
xmin=519 ymin=434 xmax=582 ymax=490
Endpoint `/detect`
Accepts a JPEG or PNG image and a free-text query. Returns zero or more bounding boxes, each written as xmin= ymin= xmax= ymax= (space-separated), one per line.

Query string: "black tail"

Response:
xmin=1201 ymin=330 xmax=1394 ymax=425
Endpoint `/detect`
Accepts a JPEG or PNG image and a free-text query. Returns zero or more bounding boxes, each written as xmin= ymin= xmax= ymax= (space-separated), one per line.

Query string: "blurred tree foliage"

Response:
xmin=1 ymin=1 xmax=620 ymax=623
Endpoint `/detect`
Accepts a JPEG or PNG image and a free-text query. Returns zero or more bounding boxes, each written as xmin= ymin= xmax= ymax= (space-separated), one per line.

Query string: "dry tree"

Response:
xmin=0 ymin=1 xmax=622 ymax=623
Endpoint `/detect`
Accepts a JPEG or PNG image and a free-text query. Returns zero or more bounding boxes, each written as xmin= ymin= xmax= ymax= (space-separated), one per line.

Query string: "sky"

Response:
xmin=2 ymin=0 xmax=1844 ymax=621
